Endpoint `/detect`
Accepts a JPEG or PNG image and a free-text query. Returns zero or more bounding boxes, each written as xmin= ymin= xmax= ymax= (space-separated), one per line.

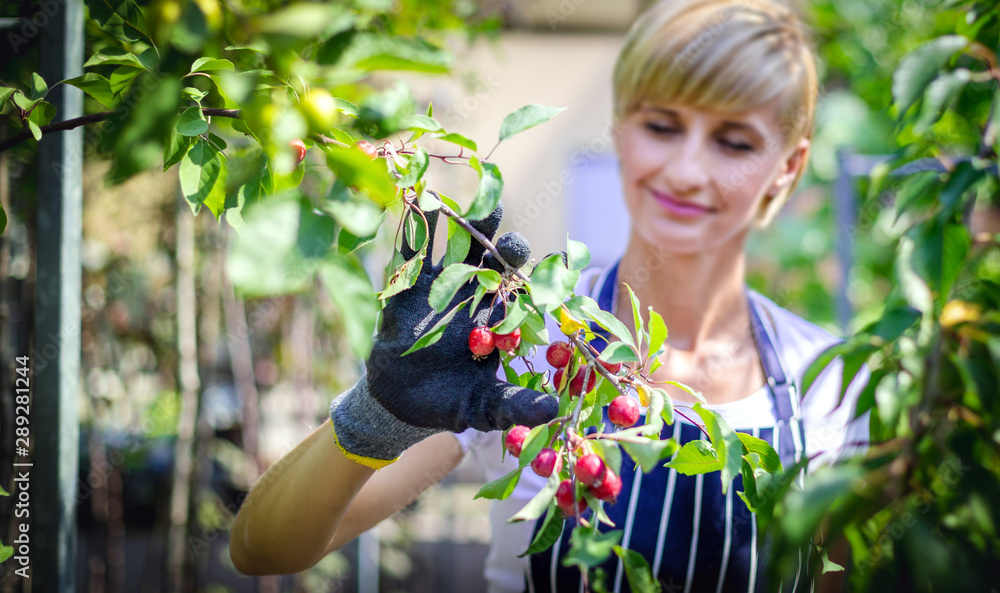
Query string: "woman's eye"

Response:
xmin=721 ymin=139 xmax=754 ymax=152
xmin=645 ymin=122 xmax=676 ymax=135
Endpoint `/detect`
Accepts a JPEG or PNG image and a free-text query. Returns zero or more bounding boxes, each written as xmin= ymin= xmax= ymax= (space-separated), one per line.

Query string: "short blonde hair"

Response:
xmin=612 ymin=0 xmax=819 ymax=225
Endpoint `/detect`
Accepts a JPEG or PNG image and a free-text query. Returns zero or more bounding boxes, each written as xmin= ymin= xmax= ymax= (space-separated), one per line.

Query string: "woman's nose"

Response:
xmin=661 ymin=134 xmax=711 ymax=195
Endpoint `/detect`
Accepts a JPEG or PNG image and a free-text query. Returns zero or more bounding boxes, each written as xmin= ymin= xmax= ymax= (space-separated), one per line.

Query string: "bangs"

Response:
xmin=614 ymin=1 xmax=817 ymax=146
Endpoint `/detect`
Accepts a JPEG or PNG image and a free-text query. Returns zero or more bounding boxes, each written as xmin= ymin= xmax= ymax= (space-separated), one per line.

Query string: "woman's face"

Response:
xmin=614 ymin=98 xmax=809 ymax=254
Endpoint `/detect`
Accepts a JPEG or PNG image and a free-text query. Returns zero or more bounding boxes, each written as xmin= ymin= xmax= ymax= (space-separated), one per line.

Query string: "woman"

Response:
xmin=229 ymin=0 xmax=870 ymax=591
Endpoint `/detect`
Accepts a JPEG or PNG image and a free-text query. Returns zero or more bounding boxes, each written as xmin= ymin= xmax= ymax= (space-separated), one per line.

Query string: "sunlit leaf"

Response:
xmin=499 ymin=103 xmax=566 ymax=142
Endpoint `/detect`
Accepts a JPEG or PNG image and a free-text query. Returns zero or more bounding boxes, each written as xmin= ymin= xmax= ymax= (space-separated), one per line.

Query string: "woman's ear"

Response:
xmin=768 ymin=137 xmax=810 ymax=196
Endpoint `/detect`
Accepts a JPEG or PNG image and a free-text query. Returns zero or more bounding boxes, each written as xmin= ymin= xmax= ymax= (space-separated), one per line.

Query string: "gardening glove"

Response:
xmin=329 ymin=202 xmax=558 ymax=469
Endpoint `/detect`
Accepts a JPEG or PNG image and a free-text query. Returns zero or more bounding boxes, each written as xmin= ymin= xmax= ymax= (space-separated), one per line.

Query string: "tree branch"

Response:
xmin=0 ymin=107 xmax=242 ymax=153
xmin=432 ymin=192 xmax=532 ymax=283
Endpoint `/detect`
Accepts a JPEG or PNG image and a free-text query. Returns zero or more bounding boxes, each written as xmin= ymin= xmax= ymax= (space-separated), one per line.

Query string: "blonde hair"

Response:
xmin=612 ymin=0 xmax=819 ymax=226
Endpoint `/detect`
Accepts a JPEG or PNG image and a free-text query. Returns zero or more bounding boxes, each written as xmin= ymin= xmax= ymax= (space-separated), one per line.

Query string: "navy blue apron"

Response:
xmin=524 ymin=262 xmax=810 ymax=593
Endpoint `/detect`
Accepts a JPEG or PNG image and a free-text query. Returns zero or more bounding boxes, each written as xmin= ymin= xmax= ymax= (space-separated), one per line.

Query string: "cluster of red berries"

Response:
xmin=504 ymin=427 xmax=624 ymax=513
xmin=468 ymin=327 xmax=521 ymax=357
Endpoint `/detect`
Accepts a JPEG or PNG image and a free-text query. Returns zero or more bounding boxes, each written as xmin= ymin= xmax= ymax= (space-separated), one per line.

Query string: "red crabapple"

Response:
xmin=531 ymin=447 xmax=562 ymax=478
xmin=589 ymin=470 xmax=623 ymax=503
xmin=569 ymin=366 xmax=597 ymax=396
xmin=492 ymin=328 xmax=521 ymax=353
xmin=574 ymin=454 xmax=607 ymax=487
xmin=468 ymin=327 xmax=495 ymax=357
xmin=504 ymin=425 xmax=531 ymax=457
xmin=290 ymin=139 xmax=307 ymax=165
xmin=608 ymin=396 xmax=640 ymax=428
xmin=545 ymin=342 xmax=573 ymax=368
xmin=555 ymin=479 xmax=587 ymax=516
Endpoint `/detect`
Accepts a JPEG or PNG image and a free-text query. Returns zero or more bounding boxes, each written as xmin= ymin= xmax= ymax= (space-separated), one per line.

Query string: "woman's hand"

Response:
xmin=329 ymin=201 xmax=558 ymax=468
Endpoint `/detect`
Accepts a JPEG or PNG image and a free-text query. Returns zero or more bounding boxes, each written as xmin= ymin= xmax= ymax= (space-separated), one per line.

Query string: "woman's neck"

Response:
xmin=615 ymin=231 xmax=751 ymax=355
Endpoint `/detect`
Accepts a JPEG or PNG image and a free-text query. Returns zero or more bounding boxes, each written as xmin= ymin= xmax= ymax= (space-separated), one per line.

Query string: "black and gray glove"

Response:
xmin=329 ymin=202 xmax=558 ymax=469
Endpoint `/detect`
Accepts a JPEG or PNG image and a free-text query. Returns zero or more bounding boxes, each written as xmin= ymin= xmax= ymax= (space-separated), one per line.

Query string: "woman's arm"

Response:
xmin=229 ymin=420 xmax=464 ymax=575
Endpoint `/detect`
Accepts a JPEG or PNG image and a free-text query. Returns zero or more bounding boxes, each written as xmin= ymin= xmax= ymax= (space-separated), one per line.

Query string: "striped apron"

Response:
xmin=524 ymin=263 xmax=810 ymax=593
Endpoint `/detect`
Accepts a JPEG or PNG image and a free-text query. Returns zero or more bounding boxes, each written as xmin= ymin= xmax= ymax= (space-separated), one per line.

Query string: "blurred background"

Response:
xmin=1 ymin=0 xmax=997 ymax=592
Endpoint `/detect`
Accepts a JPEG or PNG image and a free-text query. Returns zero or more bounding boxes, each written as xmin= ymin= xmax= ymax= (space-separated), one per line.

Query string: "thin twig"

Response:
xmin=568 ymin=333 xmax=627 ymax=396
xmin=0 ymin=107 xmax=241 ymax=153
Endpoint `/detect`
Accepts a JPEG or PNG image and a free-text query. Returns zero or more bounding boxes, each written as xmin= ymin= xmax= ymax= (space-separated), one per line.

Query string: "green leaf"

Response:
xmin=28 ymin=120 xmax=42 ymax=141
xmin=692 ymin=403 xmax=745 ymax=492
xmin=0 ymin=542 xmax=12 ymax=563
xmin=623 ymin=283 xmax=644 ymax=352
xmin=621 ymin=437 xmax=677 ymax=473
xmin=324 ymin=144 xmax=397 ymax=208
xmin=318 ymin=255 xmax=379 ymax=359
xmin=381 ymin=253 xmax=425 ymax=300
xmin=908 ymin=217 xmax=971 ymax=300
xmin=666 ymin=439 xmax=721 ymax=475
xmin=892 ymin=35 xmax=969 ymax=119
xmin=476 ymin=269 xmax=502 ymax=292
xmin=499 ymin=104 xmax=566 ymax=142
xmin=179 ymin=139 xmax=223 ymax=213
xmin=254 ymin=2 xmax=354 ymax=38
xmin=465 ymin=160 xmax=503 ymax=221
xmin=27 ymin=101 xmax=56 ymax=127
xmin=492 ymin=298 xmax=531 ymax=334
xmin=396 ymin=147 xmax=429 ymax=188
xmin=647 ymin=307 xmax=667 ymax=357
xmin=30 ymin=73 xmax=48 ymax=101
xmin=428 ymin=263 xmax=480 ymax=312
xmin=334 ymin=98 xmax=359 ymax=117
xmin=662 ymin=380 xmax=705 ymax=403
xmin=598 ymin=341 xmax=639 ymax=365
xmin=939 ymin=160 xmax=986 ymax=218
xmin=614 ymin=546 xmax=661 ymax=593
xmin=351 ymin=36 xmax=452 ymax=74
xmin=520 ymin=306 xmax=550 ymax=345
xmin=406 ymin=114 xmax=443 ymax=132
xmin=357 ymin=82 xmax=415 ymax=138
xmin=510 ymin=474 xmax=561 ymax=523
xmin=528 ymin=254 xmax=581 ymax=313
xmin=443 ymin=216 xmax=471 ymax=267
xmin=190 ymin=57 xmax=235 ymax=73
xmin=518 ymin=423 xmax=555 ymax=468
xmin=437 ymin=132 xmax=477 ymax=152
xmin=202 ymin=154 xmax=230 ymax=219
xmin=915 ymin=68 xmax=971 ymax=133
xmin=567 ymin=237 xmax=590 ymax=271
xmin=12 ymin=92 xmax=36 ymax=113
xmin=0 ymin=87 xmax=15 ymax=107
xmin=592 ymin=438 xmax=623 ymax=476
xmin=84 ymin=46 xmax=149 ymax=69
xmin=401 ymin=297 xmax=470 ymax=355
xmin=324 ymin=180 xmax=385 ymax=238
xmin=0 ymin=203 xmax=6 ymax=234
xmin=176 ymin=106 xmax=209 ymax=137
xmin=64 ymin=73 xmax=117 ymax=109
xmin=819 ymin=547 xmax=845 ymax=574
xmin=519 ymin=505 xmax=564 ymax=556
xmin=578 ymin=298 xmax=635 ymax=349
xmin=228 ymin=199 xmax=338 ymax=296
xmin=109 ymin=66 xmax=142 ymax=96
xmin=474 ymin=466 xmax=522 ymax=500
xmin=736 ymin=433 xmax=782 ymax=473
xmin=562 ymin=528 xmax=622 ymax=571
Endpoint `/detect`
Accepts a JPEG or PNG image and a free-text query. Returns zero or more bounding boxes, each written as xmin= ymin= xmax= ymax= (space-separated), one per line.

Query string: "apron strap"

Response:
xmin=746 ymin=291 xmax=805 ymax=468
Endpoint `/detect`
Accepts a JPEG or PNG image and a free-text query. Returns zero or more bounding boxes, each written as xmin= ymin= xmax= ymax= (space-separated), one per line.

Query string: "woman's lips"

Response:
xmin=651 ymin=190 xmax=714 ymax=218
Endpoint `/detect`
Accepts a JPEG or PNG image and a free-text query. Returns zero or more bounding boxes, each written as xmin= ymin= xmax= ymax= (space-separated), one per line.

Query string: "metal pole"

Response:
xmin=833 ymin=147 xmax=856 ymax=332
xmin=34 ymin=0 xmax=84 ymax=590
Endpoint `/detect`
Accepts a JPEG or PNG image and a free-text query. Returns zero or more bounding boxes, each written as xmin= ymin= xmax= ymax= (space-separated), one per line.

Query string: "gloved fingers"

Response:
xmin=471 ymin=378 xmax=558 ymax=431
xmin=422 ymin=209 xmax=440 ymax=269
xmin=462 ymin=201 xmax=505 ymax=266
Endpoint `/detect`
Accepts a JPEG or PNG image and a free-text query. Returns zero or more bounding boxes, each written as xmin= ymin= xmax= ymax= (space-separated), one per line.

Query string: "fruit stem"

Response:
xmin=568 ymin=333 xmax=628 ymax=396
